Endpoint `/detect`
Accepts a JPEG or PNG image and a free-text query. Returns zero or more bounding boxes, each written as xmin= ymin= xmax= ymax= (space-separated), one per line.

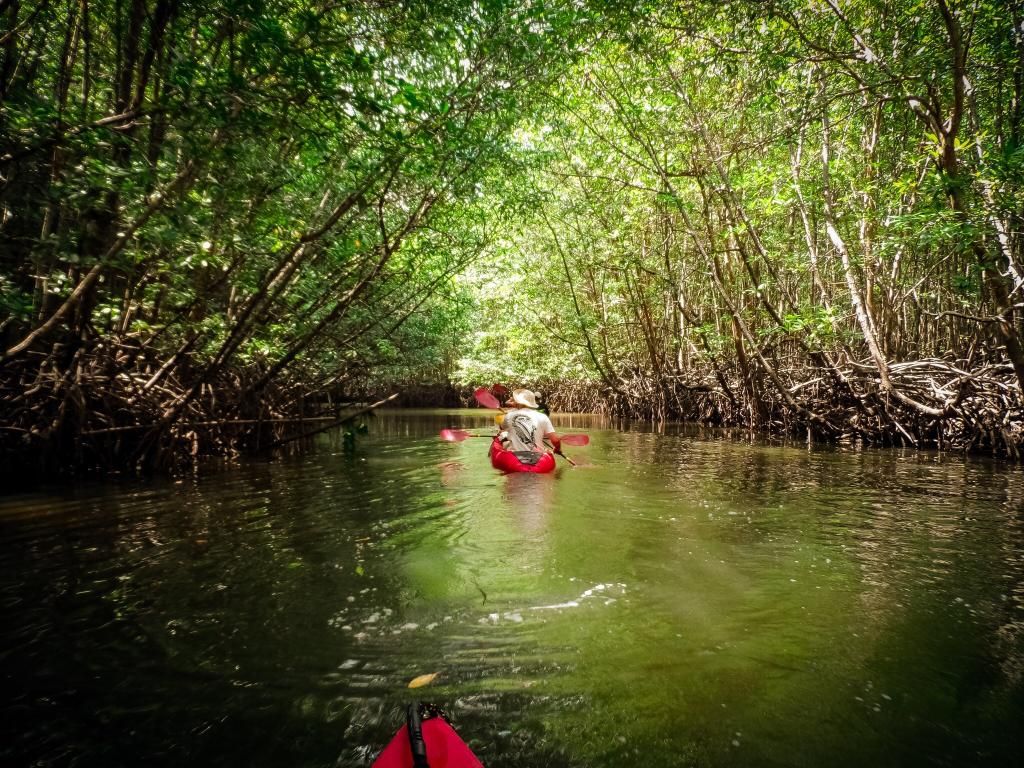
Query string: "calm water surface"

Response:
xmin=2 ymin=409 xmax=1023 ymax=767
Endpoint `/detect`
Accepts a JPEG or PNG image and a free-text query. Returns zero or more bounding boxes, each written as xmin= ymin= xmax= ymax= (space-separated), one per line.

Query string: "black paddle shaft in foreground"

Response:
xmin=407 ymin=704 xmax=430 ymax=768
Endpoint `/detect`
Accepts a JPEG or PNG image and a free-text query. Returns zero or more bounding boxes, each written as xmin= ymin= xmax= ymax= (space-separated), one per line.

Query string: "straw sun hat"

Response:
xmin=511 ymin=389 xmax=539 ymax=409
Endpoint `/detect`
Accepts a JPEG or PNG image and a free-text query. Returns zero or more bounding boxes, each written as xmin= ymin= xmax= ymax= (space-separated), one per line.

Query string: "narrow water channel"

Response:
xmin=2 ymin=409 xmax=1023 ymax=767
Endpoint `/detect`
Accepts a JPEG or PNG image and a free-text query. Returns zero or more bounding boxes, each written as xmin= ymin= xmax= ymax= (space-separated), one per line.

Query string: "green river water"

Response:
xmin=2 ymin=409 xmax=1023 ymax=767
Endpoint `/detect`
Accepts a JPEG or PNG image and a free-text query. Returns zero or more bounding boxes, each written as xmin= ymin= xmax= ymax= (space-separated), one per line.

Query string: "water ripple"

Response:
xmin=2 ymin=410 xmax=1023 ymax=767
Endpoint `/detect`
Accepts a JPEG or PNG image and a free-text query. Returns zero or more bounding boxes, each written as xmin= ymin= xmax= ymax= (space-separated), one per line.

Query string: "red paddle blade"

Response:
xmin=561 ymin=434 xmax=590 ymax=446
xmin=473 ymin=387 xmax=501 ymax=409
xmin=440 ymin=429 xmax=472 ymax=442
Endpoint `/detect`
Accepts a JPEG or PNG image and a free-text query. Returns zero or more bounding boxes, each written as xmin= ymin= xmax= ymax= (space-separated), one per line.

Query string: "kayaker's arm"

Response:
xmin=545 ymin=432 xmax=561 ymax=454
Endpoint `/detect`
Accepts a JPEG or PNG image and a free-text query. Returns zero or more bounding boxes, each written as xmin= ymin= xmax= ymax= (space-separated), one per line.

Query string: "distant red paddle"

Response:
xmin=557 ymin=434 xmax=589 ymax=446
xmin=440 ymin=429 xmax=476 ymax=442
xmin=472 ymin=387 xmax=501 ymax=409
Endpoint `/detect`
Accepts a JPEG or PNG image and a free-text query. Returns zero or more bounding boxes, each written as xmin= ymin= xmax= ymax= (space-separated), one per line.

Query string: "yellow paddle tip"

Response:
xmin=408 ymin=672 xmax=440 ymax=689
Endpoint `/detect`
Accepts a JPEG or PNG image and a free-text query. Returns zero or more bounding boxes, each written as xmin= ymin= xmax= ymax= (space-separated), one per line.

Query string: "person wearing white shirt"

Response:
xmin=500 ymin=389 xmax=562 ymax=455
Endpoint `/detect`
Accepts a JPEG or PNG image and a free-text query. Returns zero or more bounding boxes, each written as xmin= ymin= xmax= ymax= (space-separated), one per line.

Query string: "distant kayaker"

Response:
xmin=500 ymin=389 xmax=562 ymax=455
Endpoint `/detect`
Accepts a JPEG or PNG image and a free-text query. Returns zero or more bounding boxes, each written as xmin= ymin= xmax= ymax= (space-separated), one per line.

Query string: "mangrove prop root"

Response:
xmin=536 ymin=357 xmax=1021 ymax=457
xmin=1 ymin=349 xmax=1020 ymax=479
xmin=0 ymin=340 xmax=397 ymax=477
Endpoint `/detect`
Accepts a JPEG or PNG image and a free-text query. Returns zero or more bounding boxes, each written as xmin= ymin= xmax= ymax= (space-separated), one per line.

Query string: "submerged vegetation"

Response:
xmin=1 ymin=0 xmax=1023 ymax=474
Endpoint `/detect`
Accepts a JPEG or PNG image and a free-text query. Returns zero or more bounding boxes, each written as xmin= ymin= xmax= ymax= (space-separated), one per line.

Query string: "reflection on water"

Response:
xmin=1 ymin=409 xmax=1023 ymax=767
xmin=501 ymin=473 xmax=556 ymax=538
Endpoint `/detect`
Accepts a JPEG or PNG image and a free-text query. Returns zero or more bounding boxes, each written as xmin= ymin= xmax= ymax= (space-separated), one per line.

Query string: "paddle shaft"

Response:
xmin=555 ymin=448 xmax=576 ymax=466
xmin=407 ymin=704 xmax=429 ymax=768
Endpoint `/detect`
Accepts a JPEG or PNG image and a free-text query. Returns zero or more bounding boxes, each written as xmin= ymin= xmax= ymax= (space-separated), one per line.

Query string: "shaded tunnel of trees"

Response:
xmin=2 ymin=0 xmax=1023 ymax=476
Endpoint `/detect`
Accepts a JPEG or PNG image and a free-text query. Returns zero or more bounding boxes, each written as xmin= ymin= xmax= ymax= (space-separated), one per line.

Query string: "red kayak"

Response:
xmin=488 ymin=436 xmax=555 ymax=474
xmin=372 ymin=705 xmax=483 ymax=768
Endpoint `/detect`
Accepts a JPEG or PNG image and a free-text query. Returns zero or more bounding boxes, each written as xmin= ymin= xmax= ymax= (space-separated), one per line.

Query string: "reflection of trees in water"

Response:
xmin=605 ymin=434 xmax=1024 ymax=700
xmin=340 ymin=408 xmax=498 ymax=441
xmin=502 ymin=473 xmax=555 ymax=537
xmin=438 ymin=460 xmax=465 ymax=489
xmin=992 ymin=471 xmax=1024 ymax=688
xmin=833 ymin=456 xmax=1024 ymax=692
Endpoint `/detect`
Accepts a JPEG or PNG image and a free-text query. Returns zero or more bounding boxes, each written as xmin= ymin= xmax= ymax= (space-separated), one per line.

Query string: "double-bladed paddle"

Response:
xmin=440 ymin=428 xmax=589 ymax=446
xmin=469 ymin=385 xmax=589 ymax=465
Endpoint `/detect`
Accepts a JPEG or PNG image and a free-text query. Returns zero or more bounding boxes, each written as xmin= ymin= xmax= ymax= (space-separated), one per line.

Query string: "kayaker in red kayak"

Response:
xmin=498 ymin=389 xmax=562 ymax=457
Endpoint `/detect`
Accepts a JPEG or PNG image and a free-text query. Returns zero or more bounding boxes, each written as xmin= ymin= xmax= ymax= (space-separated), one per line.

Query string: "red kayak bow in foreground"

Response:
xmin=372 ymin=705 xmax=483 ymax=768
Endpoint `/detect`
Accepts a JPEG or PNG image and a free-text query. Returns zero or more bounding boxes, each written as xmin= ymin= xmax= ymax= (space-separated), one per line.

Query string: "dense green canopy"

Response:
xmin=1 ymin=0 xmax=1023 ymax=471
